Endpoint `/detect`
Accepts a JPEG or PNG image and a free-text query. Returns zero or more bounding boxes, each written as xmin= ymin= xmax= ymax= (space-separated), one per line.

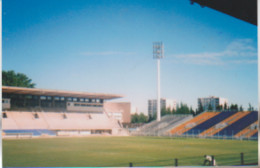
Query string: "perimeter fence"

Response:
xmin=126 ymin=152 xmax=257 ymax=167
xmin=132 ymin=130 xmax=258 ymax=141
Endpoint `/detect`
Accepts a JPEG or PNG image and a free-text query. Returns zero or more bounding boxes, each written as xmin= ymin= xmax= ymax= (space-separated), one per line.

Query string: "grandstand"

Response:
xmin=132 ymin=114 xmax=193 ymax=136
xmin=2 ymin=86 xmax=129 ymax=137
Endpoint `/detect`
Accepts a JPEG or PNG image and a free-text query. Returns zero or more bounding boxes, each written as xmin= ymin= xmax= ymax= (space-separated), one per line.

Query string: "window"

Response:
xmin=33 ymin=95 xmax=38 ymax=100
xmin=96 ymin=99 xmax=100 ymax=103
xmin=25 ymin=95 xmax=32 ymax=99
xmin=74 ymin=103 xmax=80 ymax=107
xmin=40 ymin=96 xmax=46 ymax=100
xmin=67 ymin=97 xmax=72 ymax=101
xmin=80 ymin=98 xmax=84 ymax=102
xmin=91 ymin=99 xmax=96 ymax=103
xmin=60 ymin=97 xmax=65 ymax=101
xmin=73 ymin=98 xmax=77 ymax=102
xmin=54 ymin=97 xmax=60 ymax=101
xmin=47 ymin=96 xmax=52 ymax=100
xmin=85 ymin=98 xmax=89 ymax=102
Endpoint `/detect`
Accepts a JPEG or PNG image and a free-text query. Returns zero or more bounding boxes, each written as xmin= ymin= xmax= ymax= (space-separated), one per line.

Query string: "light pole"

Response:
xmin=153 ymin=42 xmax=164 ymax=121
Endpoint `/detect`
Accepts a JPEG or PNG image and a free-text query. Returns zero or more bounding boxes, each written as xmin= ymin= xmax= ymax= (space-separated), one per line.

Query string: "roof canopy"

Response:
xmin=2 ymin=86 xmax=123 ymax=100
xmin=191 ymin=0 xmax=257 ymax=26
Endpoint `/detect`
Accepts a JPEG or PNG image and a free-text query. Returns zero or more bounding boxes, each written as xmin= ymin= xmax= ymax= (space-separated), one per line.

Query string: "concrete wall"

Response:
xmin=103 ymin=102 xmax=131 ymax=124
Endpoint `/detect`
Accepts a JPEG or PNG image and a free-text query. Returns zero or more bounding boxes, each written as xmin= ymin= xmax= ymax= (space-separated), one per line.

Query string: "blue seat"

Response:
xmin=3 ymin=129 xmax=56 ymax=136
xmin=217 ymin=111 xmax=258 ymax=136
xmin=252 ymin=132 xmax=258 ymax=138
xmin=185 ymin=111 xmax=237 ymax=135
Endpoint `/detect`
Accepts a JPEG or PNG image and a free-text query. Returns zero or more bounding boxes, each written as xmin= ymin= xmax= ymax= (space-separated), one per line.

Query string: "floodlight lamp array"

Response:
xmin=153 ymin=42 xmax=164 ymax=59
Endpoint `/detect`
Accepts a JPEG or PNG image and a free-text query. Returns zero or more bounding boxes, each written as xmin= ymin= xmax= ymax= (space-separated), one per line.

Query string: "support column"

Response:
xmin=157 ymin=59 xmax=161 ymax=121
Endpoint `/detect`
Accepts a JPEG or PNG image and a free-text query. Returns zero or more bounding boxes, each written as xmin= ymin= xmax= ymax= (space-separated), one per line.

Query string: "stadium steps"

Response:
xmin=2 ymin=112 xmax=19 ymax=129
xmin=235 ymin=121 xmax=258 ymax=138
xmin=185 ymin=111 xmax=237 ymax=135
xmin=245 ymin=129 xmax=258 ymax=138
xmin=153 ymin=115 xmax=193 ymax=135
xmin=252 ymin=132 xmax=258 ymax=138
xmin=160 ymin=115 xmax=193 ymax=135
xmin=200 ymin=111 xmax=249 ymax=136
xmin=170 ymin=112 xmax=219 ymax=135
xmin=217 ymin=111 xmax=258 ymax=137
xmin=7 ymin=111 xmax=49 ymax=129
xmin=132 ymin=115 xmax=192 ymax=136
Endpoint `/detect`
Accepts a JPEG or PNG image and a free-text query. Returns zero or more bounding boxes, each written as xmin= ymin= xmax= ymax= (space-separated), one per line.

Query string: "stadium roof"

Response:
xmin=191 ymin=0 xmax=257 ymax=26
xmin=2 ymin=86 xmax=123 ymax=100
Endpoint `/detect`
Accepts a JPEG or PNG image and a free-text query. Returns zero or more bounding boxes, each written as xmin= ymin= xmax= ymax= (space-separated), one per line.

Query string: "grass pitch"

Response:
xmin=3 ymin=136 xmax=258 ymax=167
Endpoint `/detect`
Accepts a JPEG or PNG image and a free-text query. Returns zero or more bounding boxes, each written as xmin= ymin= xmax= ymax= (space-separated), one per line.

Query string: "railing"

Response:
xmin=125 ymin=152 xmax=257 ymax=167
xmin=3 ymin=133 xmax=33 ymax=139
xmin=132 ymin=130 xmax=258 ymax=141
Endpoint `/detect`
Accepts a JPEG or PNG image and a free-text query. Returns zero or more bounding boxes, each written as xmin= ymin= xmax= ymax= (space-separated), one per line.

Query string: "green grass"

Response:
xmin=3 ymin=136 xmax=258 ymax=167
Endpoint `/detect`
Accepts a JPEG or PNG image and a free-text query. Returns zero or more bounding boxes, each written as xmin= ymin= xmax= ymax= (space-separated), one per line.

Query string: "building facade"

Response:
xmin=2 ymin=86 xmax=128 ymax=136
xmin=2 ymin=86 xmax=122 ymax=112
xmin=198 ymin=96 xmax=228 ymax=111
xmin=148 ymin=98 xmax=176 ymax=117
xmin=103 ymin=102 xmax=131 ymax=124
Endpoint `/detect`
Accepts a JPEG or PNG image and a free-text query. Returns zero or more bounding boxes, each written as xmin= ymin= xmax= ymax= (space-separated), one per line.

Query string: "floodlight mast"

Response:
xmin=153 ymin=42 xmax=164 ymax=122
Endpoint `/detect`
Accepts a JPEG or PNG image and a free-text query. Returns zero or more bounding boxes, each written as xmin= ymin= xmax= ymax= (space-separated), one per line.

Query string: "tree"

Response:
xmin=161 ymin=107 xmax=170 ymax=117
xmin=196 ymin=101 xmax=204 ymax=115
xmin=138 ymin=113 xmax=148 ymax=123
xmin=248 ymin=103 xmax=254 ymax=111
xmin=216 ymin=105 xmax=223 ymax=111
xmin=131 ymin=113 xmax=148 ymax=123
xmin=172 ymin=108 xmax=176 ymax=114
xmin=208 ymin=104 xmax=213 ymax=111
xmin=176 ymin=102 xmax=190 ymax=114
xmin=224 ymin=102 xmax=228 ymax=110
xmin=189 ymin=106 xmax=195 ymax=116
xmin=234 ymin=104 xmax=238 ymax=111
xmin=161 ymin=108 xmax=167 ymax=116
xmin=148 ymin=113 xmax=156 ymax=122
xmin=239 ymin=105 xmax=244 ymax=112
xmin=131 ymin=113 xmax=139 ymax=123
xmin=2 ymin=70 xmax=36 ymax=88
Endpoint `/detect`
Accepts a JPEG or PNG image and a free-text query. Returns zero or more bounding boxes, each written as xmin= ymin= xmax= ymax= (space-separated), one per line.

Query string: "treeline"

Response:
xmin=196 ymin=102 xmax=255 ymax=116
xmin=131 ymin=102 xmax=256 ymax=123
xmin=2 ymin=70 xmax=36 ymax=88
xmin=131 ymin=102 xmax=195 ymax=123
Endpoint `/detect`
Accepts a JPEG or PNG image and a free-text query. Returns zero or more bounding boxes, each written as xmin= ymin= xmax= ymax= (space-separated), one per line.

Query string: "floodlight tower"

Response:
xmin=153 ymin=42 xmax=164 ymax=122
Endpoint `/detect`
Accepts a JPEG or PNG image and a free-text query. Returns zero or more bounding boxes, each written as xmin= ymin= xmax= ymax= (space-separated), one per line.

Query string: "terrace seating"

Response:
xmin=3 ymin=111 xmax=49 ymax=129
xmin=170 ymin=112 xmax=219 ymax=135
xmin=217 ymin=111 xmax=258 ymax=137
xmin=132 ymin=115 xmax=192 ymax=136
xmin=200 ymin=111 xmax=250 ymax=136
xmin=2 ymin=111 xmax=121 ymax=136
xmin=252 ymin=132 xmax=258 ymax=138
xmin=235 ymin=121 xmax=258 ymax=138
xmin=185 ymin=111 xmax=237 ymax=135
xmin=2 ymin=112 xmax=19 ymax=129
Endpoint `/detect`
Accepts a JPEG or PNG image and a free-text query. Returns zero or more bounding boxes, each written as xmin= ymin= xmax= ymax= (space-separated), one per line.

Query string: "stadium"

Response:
xmin=2 ymin=86 xmax=129 ymax=137
xmin=2 ymin=86 xmax=258 ymax=167
xmin=2 ymin=0 xmax=258 ymax=167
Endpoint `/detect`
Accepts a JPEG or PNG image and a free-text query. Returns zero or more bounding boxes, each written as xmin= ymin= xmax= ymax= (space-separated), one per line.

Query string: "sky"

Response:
xmin=2 ymin=0 xmax=258 ymax=114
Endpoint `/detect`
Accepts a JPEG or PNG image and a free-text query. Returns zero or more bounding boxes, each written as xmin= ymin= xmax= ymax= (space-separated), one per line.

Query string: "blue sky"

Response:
xmin=2 ymin=0 xmax=258 ymax=114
